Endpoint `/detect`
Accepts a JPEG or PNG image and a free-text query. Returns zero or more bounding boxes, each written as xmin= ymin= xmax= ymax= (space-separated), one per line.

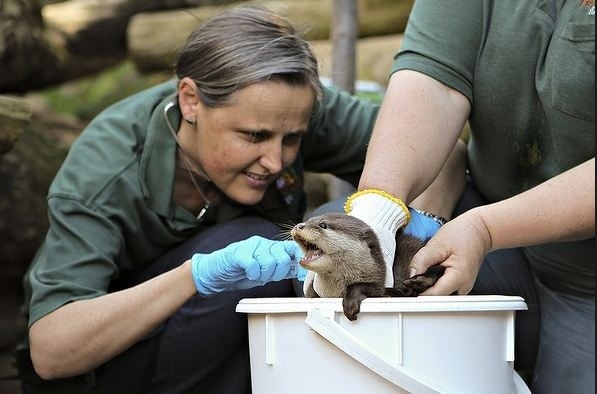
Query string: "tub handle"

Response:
xmin=304 ymin=308 xmax=443 ymax=394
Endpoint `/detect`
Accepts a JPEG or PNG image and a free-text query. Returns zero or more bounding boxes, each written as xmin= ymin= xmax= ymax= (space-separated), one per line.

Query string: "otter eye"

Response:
xmin=318 ymin=222 xmax=327 ymax=229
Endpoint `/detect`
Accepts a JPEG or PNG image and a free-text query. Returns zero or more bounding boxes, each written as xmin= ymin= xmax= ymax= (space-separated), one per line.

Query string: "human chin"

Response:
xmin=230 ymin=188 xmax=265 ymax=206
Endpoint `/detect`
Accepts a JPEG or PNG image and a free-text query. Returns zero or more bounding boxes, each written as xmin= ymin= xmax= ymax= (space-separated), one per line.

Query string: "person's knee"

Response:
xmin=188 ymin=216 xmax=282 ymax=254
xmin=310 ymin=197 xmax=347 ymax=218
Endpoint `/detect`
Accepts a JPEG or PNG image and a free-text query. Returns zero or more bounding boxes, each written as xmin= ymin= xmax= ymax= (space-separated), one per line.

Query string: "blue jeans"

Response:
xmin=144 ymin=216 xmax=296 ymax=394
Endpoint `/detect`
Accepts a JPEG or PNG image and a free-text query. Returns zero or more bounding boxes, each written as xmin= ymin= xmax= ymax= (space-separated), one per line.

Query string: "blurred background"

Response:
xmin=0 ymin=0 xmax=414 ymax=391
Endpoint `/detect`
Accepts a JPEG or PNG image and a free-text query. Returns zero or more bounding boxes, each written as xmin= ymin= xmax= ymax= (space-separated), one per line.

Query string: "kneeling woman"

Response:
xmin=22 ymin=4 xmax=465 ymax=393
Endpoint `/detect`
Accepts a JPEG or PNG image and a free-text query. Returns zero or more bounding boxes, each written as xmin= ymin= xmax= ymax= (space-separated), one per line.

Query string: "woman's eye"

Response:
xmin=247 ymin=132 xmax=267 ymax=143
xmin=318 ymin=222 xmax=327 ymax=229
xmin=283 ymin=134 xmax=303 ymax=145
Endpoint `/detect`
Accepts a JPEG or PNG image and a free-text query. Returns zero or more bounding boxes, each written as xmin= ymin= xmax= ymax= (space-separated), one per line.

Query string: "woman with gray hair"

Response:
xmin=19 ymin=4 xmax=465 ymax=393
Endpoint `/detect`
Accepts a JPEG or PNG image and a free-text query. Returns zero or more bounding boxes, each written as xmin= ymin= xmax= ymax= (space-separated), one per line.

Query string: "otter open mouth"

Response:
xmin=297 ymin=240 xmax=322 ymax=265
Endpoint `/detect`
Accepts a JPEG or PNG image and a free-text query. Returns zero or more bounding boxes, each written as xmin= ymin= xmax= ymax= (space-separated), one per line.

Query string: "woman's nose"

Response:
xmin=259 ymin=142 xmax=283 ymax=173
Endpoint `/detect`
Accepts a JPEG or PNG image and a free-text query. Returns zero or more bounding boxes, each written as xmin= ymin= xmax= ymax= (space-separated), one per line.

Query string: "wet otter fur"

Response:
xmin=291 ymin=212 xmax=445 ymax=321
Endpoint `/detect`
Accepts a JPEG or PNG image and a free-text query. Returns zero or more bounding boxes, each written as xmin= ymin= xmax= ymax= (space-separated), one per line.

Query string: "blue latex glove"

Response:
xmin=402 ymin=208 xmax=446 ymax=242
xmin=191 ymin=236 xmax=305 ymax=296
xmin=296 ymin=264 xmax=307 ymax=281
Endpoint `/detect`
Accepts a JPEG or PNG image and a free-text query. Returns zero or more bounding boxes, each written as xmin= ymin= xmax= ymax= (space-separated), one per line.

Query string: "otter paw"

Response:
xmin=342 ymin=297 xmax=361 ymax=321
xmin=391 ymin=284 xmax=419 ymax=297
xmin=400 ymin=265 xmax=446 ymax=295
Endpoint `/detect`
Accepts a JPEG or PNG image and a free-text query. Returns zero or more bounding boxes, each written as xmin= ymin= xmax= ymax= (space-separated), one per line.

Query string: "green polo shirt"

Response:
xmin=24 ymin=80 xmax=378 ymax=326
xmin=394 ymin=0 xmax=595 ymax=293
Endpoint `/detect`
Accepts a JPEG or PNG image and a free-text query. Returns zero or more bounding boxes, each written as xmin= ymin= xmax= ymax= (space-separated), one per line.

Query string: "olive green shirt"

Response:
xmin=394 ymin=0 xmax=595 ymax=293
xmin=25 ymin=80 xmax=379 ymax=326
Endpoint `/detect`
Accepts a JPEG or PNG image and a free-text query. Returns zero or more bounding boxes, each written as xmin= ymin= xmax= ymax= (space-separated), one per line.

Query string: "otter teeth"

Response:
xmin=294 ymin=238 xmax=323 ymax=265
xmin=302 ymin=248 xmax=322 ymax=263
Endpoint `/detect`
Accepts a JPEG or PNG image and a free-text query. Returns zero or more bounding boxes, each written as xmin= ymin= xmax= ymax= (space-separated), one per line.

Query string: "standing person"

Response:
xmin=19 ymin=4 xmax=466 ymax=393
xmin=345 ymin=1 xmax=595 ymax=393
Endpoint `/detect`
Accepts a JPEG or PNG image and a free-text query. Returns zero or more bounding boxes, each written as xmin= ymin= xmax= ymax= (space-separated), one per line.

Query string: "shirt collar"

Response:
xmin=140 ymin=93 xmax=182 ymax=219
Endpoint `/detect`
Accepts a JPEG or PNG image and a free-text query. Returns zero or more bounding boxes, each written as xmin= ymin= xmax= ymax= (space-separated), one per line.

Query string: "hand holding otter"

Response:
xmin=191 ymin=236 xmax=305 ymax=296
xmin=345 ymin=189 xmax=446 ymax=287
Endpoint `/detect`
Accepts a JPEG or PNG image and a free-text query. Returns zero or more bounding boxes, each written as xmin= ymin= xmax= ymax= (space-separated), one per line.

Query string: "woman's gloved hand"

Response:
xmin=191 ymin=236 xmax=304 ymax=296
xmin=403 ymin=208 xmax=446 ymax=242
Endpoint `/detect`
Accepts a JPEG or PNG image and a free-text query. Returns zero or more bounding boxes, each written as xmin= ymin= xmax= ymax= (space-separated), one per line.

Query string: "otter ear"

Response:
xmin=360 ymin=226 xmax=376 ymax=240
xmin=361 ymin=227 xmax=382 ymax=250
xmin=178 ymin=77 xmax=200 ymax=123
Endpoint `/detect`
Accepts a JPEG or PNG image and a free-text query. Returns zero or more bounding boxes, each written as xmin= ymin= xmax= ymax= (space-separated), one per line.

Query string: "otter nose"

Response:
xmin=295 ymin=223 xmax=305 ymax=230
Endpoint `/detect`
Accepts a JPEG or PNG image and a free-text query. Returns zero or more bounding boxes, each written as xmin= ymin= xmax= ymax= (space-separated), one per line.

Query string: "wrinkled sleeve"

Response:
xmin=393 ymin=0 xmax=484 ymax=103
xmin=26 ymin=196 xmax=122 ymax=327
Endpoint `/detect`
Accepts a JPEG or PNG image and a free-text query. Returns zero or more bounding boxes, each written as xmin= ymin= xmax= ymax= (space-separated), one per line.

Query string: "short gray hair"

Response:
xmin=175 ymin=4 xmax=322 ymax=107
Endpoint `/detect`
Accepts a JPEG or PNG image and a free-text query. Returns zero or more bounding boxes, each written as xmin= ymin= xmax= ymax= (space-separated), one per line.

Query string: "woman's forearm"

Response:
xmin=479 ymin=158 xmax=595 ymax=250
xmin=410 ymin=138 xmax=467 ymax=219
xmin=29 ymin=260 xmax=197 ymax=379
xmin=359 ymin=70 xmax=470 ymax=203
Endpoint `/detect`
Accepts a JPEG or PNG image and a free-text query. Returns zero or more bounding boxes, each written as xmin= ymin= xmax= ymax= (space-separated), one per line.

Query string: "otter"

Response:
xmin=291 ymin=212 xmax=445 ymax=321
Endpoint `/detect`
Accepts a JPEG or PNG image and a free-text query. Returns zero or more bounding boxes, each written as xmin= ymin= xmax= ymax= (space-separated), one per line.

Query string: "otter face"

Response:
xmin=291 ymin=213 xmax=376 ymax=275
xmin=290 ymin=220 xmax=332 ymax=273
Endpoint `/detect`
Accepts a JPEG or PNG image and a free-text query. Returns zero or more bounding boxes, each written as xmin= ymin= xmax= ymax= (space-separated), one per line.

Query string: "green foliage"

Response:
xmin=39 ymin=61 xmax=172 ymax=122
xmin=356 ymin=90 xmax=383 ymax=104
xmin=37 ymin=61 xmax=385 ymax=121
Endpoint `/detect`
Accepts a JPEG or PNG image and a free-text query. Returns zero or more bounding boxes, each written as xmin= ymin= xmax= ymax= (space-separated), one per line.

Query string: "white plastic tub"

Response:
xmin=236 ymin=296 xmax=530 ymax=394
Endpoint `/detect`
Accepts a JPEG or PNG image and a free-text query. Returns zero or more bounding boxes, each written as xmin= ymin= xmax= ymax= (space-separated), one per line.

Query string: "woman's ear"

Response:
xmin=178 ymin=77 xmax=199 ymax=124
